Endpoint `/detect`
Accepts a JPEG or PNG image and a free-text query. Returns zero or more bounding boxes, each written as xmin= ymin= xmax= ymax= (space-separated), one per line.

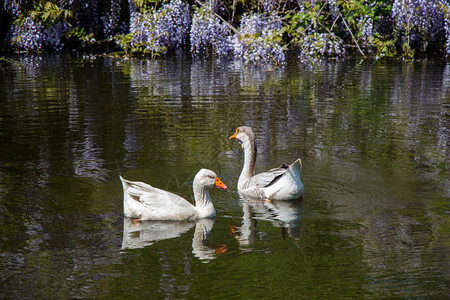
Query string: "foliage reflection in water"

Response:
xmin=0 ymin=55 xmax=448 ymax=298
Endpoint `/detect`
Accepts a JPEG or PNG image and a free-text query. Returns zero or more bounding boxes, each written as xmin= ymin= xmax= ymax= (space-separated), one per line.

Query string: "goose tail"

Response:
xmin=289 ymin=158 xmax=302 ymax=177
xmin=119 ymin=175 xmax=130 ymax=192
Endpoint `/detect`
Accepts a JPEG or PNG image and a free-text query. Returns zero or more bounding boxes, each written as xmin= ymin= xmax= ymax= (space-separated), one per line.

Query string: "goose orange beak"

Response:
xmin=229 ymin=129 xmax=238 ymax=140
xmin=214 ymin=177 xmax=227 ymax=190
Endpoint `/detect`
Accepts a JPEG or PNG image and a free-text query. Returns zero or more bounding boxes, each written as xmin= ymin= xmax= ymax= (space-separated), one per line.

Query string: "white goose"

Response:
xmin=119 ymin=169 xmax=227 ymax=221
xmin=229 ymin=126 xmax=304 ymax=200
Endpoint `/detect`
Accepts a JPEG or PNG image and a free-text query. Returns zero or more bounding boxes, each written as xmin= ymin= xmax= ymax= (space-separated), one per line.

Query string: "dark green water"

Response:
xmin=0 ymin=55 xmax=448 ymax=298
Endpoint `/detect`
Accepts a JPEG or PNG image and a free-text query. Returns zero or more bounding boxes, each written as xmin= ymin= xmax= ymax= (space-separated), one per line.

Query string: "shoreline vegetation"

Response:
xmin=1 ymin=0 xmax=449 ymax=65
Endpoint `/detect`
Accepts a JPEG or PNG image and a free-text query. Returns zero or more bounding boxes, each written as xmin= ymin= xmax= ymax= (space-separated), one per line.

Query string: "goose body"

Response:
xmin=119 ymin=169 xmax=227 ymax=221
xmin=229 ymin=126 xmax=304 ymax=200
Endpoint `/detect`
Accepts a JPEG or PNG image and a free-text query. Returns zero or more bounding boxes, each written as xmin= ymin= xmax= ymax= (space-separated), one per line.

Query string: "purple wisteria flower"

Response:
xmin=298 ymin=32 xmax=345 ymax=64
xmin=445 ymin=15 xmax=450 ymax=57
xmin=11 ymin=17 xmax=69 ymax=53
xmin=129 ymin=0 xmax=190 ymax=55
xmin=190 ymin=6 xmax=232 ymax=56
xmin=102 ymin=0 xmax=122 ymax=36
xmin=392 ymin=0 xmax=447 ymax=46
xmin=262 ymin=0 xmax=277 ymax=13
xmin=231 ymin=13 xmax=286 ymax=65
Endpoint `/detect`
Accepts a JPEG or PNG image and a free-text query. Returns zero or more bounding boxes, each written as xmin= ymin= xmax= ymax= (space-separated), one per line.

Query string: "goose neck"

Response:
xmin=240 ymin=139 xmax=256 ymax=182
xmin=193 ymin=184 xmax=212 ymax=208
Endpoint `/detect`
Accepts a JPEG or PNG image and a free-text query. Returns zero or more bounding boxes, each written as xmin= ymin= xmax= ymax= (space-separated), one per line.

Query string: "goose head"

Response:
xmin=194 ymin=169 xmax=227 ymax=190
xmin=229 ymin=126 xmax=256 ymax=151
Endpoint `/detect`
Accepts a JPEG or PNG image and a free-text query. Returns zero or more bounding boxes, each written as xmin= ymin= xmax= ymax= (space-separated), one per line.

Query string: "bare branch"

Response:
xmin=338 ymin=11 xmax=366 ymax=58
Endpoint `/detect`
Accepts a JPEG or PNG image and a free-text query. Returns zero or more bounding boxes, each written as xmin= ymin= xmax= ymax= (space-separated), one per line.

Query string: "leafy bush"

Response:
xmin=2 ymin=0 xmax=450 ymax=62
xmin=286 ymin=1 xmax=346 ymax=61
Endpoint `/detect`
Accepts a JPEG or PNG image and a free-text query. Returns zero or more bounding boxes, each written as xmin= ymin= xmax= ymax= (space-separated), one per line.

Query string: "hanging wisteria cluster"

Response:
xmin=129 ymin=11 xmax=165 ymax=55
xmin=11 ymin=17 xmax=45 ymax=52
xmin=360 ymin=18 xmax=374 ymax=44
xmin=297 ymin=32 xmax=346 ymax=64
xmin=129 ymin=0 xmax=190 ymax=55
xmin=11 ymin=17 xmax=69 ymax=52
xmin=3 ymin=0 xmax=20 ymax=18
xmin=1 ymin=0 xmax=450 ymax=62
xmin=158 ymin=0 xmax=191 ymax=49
xmin=102 ymin=0 xmax=122 ymax=37
xmin=230 ymin=13 xmax=285 ymax=65
xmin=261 ymin=0 xmax=278 ymax=13
xmin=391 ymin=0 xmax=447 ymax=50
xmin=190 ymin=7 xmax=285 ymax=65
xmin=443 ymin=18 xmax=450 ymax=58
xmin=190 ymin=6 xmax=231 ymax=56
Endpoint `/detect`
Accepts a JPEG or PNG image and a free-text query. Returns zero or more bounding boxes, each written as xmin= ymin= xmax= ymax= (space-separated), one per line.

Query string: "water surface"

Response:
xmin=0 ymin=55 xmax=448 ymax=298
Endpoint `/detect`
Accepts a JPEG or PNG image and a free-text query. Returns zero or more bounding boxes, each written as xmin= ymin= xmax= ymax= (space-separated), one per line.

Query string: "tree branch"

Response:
xmin=194 ymin=0 xmax=241 ymax=36
xmin=338 ymin=11 xmax=366 ymax=58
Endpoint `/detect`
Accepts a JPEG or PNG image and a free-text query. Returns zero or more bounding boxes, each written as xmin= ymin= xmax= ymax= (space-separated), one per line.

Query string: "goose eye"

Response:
xmin=208 ymin=175 xmax=214 ymax=179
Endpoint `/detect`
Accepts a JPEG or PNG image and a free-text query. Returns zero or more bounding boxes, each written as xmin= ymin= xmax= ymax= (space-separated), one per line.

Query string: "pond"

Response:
xmin=0 ymin=54 xmax=448 ymax=298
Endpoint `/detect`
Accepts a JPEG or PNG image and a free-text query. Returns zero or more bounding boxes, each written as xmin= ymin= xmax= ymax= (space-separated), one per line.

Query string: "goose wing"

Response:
xmin=242 ymin=167 xmax=287 ymax=189
xmin=122 ymin=178 xmax=196 ymax=217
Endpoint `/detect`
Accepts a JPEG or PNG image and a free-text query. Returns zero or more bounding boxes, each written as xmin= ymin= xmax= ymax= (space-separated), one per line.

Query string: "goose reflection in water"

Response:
xmin=121 ymin=218 xmax=223 ymax=261
xmin=234 ymin=198 xmax=304 ymax=247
